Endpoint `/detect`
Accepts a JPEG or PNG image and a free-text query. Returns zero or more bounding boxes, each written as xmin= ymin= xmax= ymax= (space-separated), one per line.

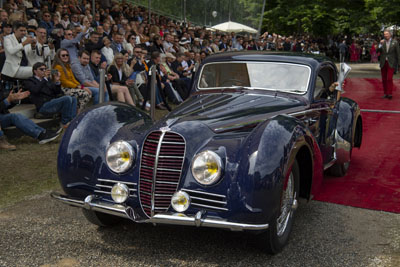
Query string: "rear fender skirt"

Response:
xmin=337 ymin=97 xmax=361 ymax=146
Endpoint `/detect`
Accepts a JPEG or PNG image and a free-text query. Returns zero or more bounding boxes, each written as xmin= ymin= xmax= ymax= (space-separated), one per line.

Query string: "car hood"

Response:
xmin=163 ymin=91 xmax=307 ymax=133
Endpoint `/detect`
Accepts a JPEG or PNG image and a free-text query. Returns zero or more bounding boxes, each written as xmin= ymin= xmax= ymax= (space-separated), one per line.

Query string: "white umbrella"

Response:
xmin=211 ymin=21 xmax=258 ymax=34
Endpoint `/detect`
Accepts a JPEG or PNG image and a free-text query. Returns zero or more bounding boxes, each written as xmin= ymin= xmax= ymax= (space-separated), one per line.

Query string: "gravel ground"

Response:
xmin=0 ymin=193 xmax=399 ymax=267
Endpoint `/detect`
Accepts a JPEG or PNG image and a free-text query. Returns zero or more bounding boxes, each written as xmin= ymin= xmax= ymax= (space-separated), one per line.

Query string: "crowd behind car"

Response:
xmin=0 ymin=0 xmax=389 ymax=150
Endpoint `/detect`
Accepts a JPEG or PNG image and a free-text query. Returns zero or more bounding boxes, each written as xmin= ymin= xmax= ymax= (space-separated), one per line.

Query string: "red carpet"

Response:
xmin=314 ymin=78 xmax=400 ymax=213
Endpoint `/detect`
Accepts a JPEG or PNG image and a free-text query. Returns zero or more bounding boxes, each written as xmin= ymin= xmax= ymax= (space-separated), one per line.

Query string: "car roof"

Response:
xmin=201 ymin=51 xmax=333 ymax=70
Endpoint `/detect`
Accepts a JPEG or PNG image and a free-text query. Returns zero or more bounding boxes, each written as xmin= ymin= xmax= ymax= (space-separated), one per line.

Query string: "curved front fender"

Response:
xmin=57 ymin=102 xmax=153 ymax=198
xmin=235 ymin=115 xmax=319 ymax=223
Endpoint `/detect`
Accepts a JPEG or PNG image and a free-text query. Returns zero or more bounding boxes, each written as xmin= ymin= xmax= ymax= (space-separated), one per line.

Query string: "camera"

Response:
xmin=47 ymin=37 xmax=55 ymax=44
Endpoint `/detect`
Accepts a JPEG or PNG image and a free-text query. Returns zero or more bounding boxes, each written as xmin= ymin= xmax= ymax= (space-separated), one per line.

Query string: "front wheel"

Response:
xmin=260 ymin=160 xmax=300 ymax=254
xmin=82 ymin=209 xmax=123 ymax=227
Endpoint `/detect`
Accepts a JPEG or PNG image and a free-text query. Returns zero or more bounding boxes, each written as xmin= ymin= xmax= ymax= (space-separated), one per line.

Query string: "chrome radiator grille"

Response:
xmin=139 ymin=131 xmax=185 ymax=217
xmin=182 ymin=189 xmax=228 ymax=211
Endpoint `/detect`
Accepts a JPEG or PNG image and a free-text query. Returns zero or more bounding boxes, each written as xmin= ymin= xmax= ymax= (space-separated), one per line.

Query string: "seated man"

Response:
xmin=24 ymin=62 xmax=77 ymax=129
xmin=71 ymin=50 xmax=109 ymax=104
xmin=0 ymin=75 xmax=60 ymax=150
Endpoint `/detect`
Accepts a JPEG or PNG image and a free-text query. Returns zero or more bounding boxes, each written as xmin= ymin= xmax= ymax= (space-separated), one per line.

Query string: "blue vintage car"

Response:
xmin=52 ymin=52 xmax=362 ymax=253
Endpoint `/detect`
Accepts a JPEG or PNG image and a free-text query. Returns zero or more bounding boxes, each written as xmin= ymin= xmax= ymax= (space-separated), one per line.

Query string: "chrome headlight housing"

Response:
xmin=191 ymin=150 xmax=223 ymax=185
xmin=106 ymin=141 xmax=135 ymax=173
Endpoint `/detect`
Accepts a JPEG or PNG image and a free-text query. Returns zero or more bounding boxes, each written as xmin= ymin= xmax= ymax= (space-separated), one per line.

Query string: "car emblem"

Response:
xmin=160 ymin=126 xmax=171 ymax=132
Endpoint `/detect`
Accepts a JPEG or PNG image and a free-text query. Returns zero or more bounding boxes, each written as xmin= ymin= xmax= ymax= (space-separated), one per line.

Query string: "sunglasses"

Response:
xmin=60 ymin=54 xmax=69 ymax=57
xmin=37 ymin=68 xmax=46 ymax=71
xmin=66 ymin=33 xmax=73 ymax=36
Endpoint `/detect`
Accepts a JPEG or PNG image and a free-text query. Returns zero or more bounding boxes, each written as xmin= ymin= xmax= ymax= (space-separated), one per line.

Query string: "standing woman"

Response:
xmin=52 ymin=49 xmax=91 ymax=112
xmin=350 ymin=40 xmax=358 ymax=62
xmin=370 ymin=41 xmax=378 ymax=63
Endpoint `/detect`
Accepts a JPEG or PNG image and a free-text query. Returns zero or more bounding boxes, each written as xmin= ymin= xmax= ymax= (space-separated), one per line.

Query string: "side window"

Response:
xmin=314 ymin=67 xmax=335 ymax=101
xmin=314 ymin=75 xmax=326 ymax=100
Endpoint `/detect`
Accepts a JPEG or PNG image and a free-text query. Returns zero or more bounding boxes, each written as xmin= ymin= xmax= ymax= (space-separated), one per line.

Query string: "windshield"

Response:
xmin=198 ymin=62 xmax=311 ymax=94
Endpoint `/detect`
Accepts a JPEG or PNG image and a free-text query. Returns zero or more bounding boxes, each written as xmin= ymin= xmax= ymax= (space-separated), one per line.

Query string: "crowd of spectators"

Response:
xmin=0 ymin=0 xmax=390 ymax=150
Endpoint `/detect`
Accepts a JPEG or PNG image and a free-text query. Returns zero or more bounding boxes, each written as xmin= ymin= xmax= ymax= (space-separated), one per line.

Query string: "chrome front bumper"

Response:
xmin=50 ymin=192 xmax=269 ymax=231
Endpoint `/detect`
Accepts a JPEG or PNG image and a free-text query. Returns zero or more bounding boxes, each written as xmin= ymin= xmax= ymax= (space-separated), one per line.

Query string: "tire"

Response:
xmin=260 ymin=160 xmax=300 ymax=254
xmin=82 ymin=209 xmax=123 ymax=227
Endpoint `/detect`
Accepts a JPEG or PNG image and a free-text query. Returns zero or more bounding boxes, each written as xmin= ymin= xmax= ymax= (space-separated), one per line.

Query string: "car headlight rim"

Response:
xmin=191 ymin=150 xmax=223 ymax=185
xmin=106 ymin=141 xmax=135 ymax=173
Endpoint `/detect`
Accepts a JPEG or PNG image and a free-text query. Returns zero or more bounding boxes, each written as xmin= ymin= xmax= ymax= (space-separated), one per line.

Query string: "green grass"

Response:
xmin=0 ymin=108 xmax=172 ymax=209
xmin=0 ymin=136 xmax=61 ymax=208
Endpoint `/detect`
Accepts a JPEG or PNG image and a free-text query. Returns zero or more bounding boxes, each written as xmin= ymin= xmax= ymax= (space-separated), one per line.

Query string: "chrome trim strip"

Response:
xmin=182 ymin=189 xmax=227 ymax=199
xmin=94 ymin=189 xmax=137 ymax=195
xmin=158 ymin=155 xmax=184 ymax=159
xmin=97 ymin=179 xmax=137 ymax=186
xmin=142 ymin=152 xmax=156 ymax=157
xmin=51 ymin=193 xmax=268 ymax=231
xmin=289 ymin=107 xmax=331 ymax=117
xmin=159 ymin=141 xmax=185 ymax=145
xmin=142 ymin=166 xmax=155 ymax=170
xmin=360 ymin=109 xmax=400 ymax=114
xmin=191 ymin=203 xmax=229 ymax=211
xmin=190 ymin=196 xmax=227 ymax=205
xmin=96 ymin=184 xmax=113 ymax=189
xmin=151 ymin=131 xmax=166 ymax=217
xmin=156 ymin=167 xmax=181 ymax=172
xmin=94 ymin=190 xmax=111 ymax=195
xmin=155 ymin=180 xmax=179 ymax=185
xmin=154 ymin=193 xmax=174 ymax=197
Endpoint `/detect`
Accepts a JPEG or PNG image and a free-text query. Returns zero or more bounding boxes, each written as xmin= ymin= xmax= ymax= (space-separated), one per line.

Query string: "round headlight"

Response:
xmin=171 ymin=191 xmax=190 ymax=212
xmin=106 ymin=141 xmax=135 ymax=173
xmin=111 ymin=183 xmax=130 ymax=203
xmin=191 ymin=150 xmax=223 ymax=185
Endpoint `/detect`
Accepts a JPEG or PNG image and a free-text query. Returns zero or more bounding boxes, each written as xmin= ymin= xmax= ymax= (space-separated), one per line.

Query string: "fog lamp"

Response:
xmin=171 ymin=191 xmax=190 ymax=212
xmin=111 ymin=183 xmax=130 ymax=203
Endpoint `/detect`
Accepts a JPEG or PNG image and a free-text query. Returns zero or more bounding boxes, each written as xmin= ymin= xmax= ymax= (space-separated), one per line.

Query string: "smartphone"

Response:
xmin=29 ymin=32 xmax=35 ymax=37
xmin=51 ymin=69 xmax=59 ymax=75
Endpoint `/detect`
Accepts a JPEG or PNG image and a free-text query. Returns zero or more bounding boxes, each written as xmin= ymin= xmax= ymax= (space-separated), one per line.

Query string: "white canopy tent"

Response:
xmin=211 ymin=21 xmax=258 ymax=34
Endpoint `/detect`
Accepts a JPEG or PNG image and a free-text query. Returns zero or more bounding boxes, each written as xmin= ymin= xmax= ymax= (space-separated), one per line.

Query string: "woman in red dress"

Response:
xmin=350 ymin=40 xmax=358 ymax=62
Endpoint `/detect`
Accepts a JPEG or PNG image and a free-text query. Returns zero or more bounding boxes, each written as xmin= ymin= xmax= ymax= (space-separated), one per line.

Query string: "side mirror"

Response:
xmin=336 ymin=63 xmax=351 ymax=92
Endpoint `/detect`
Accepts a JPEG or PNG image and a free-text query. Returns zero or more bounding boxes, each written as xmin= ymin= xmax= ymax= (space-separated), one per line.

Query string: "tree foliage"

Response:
xmin=261 ymin=0 xmax=400 ymax=36
xmin=130 ymin=0 xmax=400 ymax=36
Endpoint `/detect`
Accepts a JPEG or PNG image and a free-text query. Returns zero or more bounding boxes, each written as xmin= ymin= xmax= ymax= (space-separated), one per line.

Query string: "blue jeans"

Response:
xmin=0 ymin=113 xmax=44 ymax=138
xmin=88 ymin=87 xmax=109 ymax=104
xmin=39 ymin=96 xmax=77 ymax=125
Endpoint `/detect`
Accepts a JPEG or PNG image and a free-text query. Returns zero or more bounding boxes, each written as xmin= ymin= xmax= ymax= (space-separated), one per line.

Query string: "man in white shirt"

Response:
xmin=163 ymin=33 xmax=176 ymax=53
xmin=1 ymin=22 xmax=36 ymax=79
xmin=24 ymin=26 xmax=55 ymax=67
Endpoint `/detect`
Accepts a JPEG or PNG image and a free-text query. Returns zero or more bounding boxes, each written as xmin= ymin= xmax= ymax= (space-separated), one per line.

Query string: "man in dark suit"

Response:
xmin=24 ymin=62 xmax=77 ymax=128
xmin=378 ymin=30 xmax=400 ymax=99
